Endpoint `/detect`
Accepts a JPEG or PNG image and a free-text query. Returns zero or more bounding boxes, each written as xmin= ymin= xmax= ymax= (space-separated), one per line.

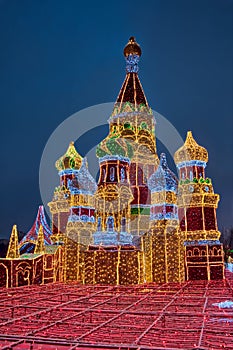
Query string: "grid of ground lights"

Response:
xmin=0 ymin=272 xmax=232 ymax=350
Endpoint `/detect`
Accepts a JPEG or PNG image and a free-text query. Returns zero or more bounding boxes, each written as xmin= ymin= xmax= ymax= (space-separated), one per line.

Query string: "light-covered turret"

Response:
xmin=66 ymin=158 xmax=97 ymax=245
xmin=48 ymin=142 xmax=83 ymax=242
xmin=143 ymin=153 xmax=184 ymax=284
xmin=174 ymin=131 xmax=224 ymax=280
xmin=148 ymin=153 xmax=178 ymax=221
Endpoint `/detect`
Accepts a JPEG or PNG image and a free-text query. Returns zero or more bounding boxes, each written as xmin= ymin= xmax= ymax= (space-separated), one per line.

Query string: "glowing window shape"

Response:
xmin=193 ymin=248 xmax=200 ymax=256
xmin=190 ymin=170 xmax=193 ymax=181
xmin=120 ymin=168 xmax=125 ymax=182
xmin=102 ymin=168 xmax=106 ymax=181
xmin=107 ymin=216 xmax=114 ymax=232
xmin=110 ymin=167 xmax=115 ymax=181
xmin=121 ymin=217 xmax=126 ymax=232
xmin=213 ymin=247 xmax=218 ymax=256
xmin=97 ymin=217 xmax=101 ymax=231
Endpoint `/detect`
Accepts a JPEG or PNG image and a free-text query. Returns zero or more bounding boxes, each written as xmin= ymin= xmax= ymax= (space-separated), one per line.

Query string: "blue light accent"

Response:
xmin=150 ymin=212 xmax=178 ymax=220
xmin=99 ymin=155 xmax=130 ymax=163
xmin=93 ymin=231 xmax=133 ymax=246
xmin=148 ymin=153 xmax=178 ymax=193
xmin=70 ymin=206 xmax=94 ymax=210
xmin=67 ymin=158 xmax=97 ymax=195
xmin=184 ymin=240 xmax=221 ymax=246
xmin=126 ymin=54 xmax=140 ymax=73
xmin=58 ymin=169 xmax=79 ymax=176
xmin=176 ymin=160 xmax=207 ymax=169
xmin=68 ymin=215 xmax=95 ymax=223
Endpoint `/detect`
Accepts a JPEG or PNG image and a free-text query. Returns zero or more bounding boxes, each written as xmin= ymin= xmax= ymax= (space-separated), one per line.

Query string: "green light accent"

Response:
xmin=106 ymin=139 xmax=125 ymax=157
xmin=124 ymin=122 xmax=131 ymax=129
xmin=96 ymin=144 xmax=109 ymax=157
xmin=131 ymin=207 xmax=150 ymax=215
xmin=141 ymin=122 xmax=148 ymax=129
xmin=126 ymin=142 xmax=133 ymax=159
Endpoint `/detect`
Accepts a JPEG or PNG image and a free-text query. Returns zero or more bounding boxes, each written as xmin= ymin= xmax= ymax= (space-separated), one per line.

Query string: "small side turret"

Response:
xmin=34 ymin=225 xmax=45 ymax=254
xmin=6 ymin=225 xmax=20 ymax=259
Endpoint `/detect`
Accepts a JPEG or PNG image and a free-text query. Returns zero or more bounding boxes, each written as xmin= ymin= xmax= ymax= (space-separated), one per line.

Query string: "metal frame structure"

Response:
xmin=0 ymin=272 xmax=232 ymax=350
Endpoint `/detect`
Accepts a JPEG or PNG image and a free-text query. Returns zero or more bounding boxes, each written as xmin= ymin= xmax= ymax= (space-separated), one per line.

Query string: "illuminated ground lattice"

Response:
xmin=0 ymin=272 xmax=232 ymax=350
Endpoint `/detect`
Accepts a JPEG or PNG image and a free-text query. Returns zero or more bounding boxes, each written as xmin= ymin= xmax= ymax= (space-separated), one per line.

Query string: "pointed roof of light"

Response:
xmin=6 ymin=225 xmax=20 ymax=259
xmin=55 ymin=141 xmax=83 ymax=172
xmin=174 ymin=131 xmax=208 ymax=164
xmin=148 ymin=153 xmax=178 ymax=193
xmin=34 ymin=224 xmax=45 ymax=254
xmin=111 ymin=37 xmax=151 ymax=117
xmin=20 ymin=205 xmax=52 ymax=246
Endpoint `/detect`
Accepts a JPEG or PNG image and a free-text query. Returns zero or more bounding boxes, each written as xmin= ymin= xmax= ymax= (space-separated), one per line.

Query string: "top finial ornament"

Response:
xmin=124 ymin=37 xmax=142 ymax=73
xmin=124 ymin=36 xmax=142 ymax=57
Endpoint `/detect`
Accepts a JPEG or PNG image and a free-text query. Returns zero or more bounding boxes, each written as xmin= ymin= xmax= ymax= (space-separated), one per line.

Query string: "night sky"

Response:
xmin=0 ymin=0 xmax=232 ymax=240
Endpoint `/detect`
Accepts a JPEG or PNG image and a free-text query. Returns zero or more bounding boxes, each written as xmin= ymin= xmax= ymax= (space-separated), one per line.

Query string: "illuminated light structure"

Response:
xmin=1 ymin=223 xmax=63 ymax=288
xmin=65 ymin=158 xmax=97 ymax=281
xmin=94 ymin=149 xmax=134 ymax=245
xmin=6 ymin=225 xmax=20 ymax=259
xmin=174 ymin=131 xmax=224 ymax=279
xmin=1 ymin=37 xmax=226 ymax=287
xmin=143 ymin=153 xmax=185 ymax=283
xmin=48 ymin=141 xmax=83 ymax=243
xmin=1 ymin=278 xmax=233 ymax=349
xmin=34 ymin=224 xmax=45 ymax=254
xmin=19 ymin=205 xmax=52 ymax=254
xmin=66 ymin=157 xmax=97 ymax=244
xmin=108 ymin=37 xmax=159 ymax=237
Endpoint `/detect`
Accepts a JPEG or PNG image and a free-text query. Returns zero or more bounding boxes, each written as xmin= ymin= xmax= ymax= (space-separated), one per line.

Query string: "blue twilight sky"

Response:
xmin=0 ymin=0 xmax=232 ymax=239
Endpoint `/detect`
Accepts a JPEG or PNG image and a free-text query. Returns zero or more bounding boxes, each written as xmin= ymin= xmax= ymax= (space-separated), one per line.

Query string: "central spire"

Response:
xmin=112 ymin=36 xmax=150 ymax=115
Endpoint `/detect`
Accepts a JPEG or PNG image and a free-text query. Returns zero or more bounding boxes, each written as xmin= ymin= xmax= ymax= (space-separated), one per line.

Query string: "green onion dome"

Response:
xmin=55 ymin=141 xmax=82 ymax=172
xmin=96 ymin=136 xmax=134 ymax=159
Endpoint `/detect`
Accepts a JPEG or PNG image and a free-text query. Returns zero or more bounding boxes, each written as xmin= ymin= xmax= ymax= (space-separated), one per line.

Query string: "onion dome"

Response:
xmin=68 ymin=158 xmax=97 ymax=195
xmin=123 ymin=36 xmax=142 ymax=57
xmin=96 ymin=136 xmax=134 ymax=159
xmin=55 ymin=141 xmax=83 ymax=172
xmin=148 ymin=153 xmax=178 ymax=193
xmin=174 ymin=131 xmax=208 ymax=165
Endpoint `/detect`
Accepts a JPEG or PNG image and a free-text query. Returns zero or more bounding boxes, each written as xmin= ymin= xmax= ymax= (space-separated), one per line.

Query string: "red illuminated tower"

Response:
xmin=97 ymin=37 xmax=159 ymax=241
xmin=174 ymin=131 xmax=224 ymax=280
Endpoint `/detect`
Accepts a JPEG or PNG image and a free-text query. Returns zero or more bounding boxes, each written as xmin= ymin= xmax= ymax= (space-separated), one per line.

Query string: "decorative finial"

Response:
xmin=124 ymin=37 xmax=142 ymax=57
xmin=124 ymin=36 xmax=141 ymax=73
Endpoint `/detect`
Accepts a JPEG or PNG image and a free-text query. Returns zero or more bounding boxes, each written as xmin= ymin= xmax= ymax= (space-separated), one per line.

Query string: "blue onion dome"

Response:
xmin=96 ymin=136 xmax=134 ymax=159
xmin=148 ymin=153 xmax=178 ymax=193
xmin=68 ymin=158 xmax=97 ymax=195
